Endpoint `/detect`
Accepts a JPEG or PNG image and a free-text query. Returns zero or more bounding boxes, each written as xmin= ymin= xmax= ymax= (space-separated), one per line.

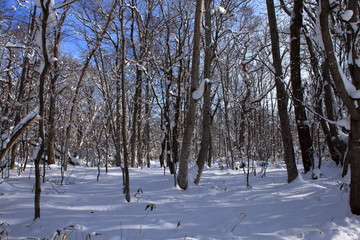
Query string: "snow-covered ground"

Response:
xmin=1 ymin=161 xmax=360 ymax=240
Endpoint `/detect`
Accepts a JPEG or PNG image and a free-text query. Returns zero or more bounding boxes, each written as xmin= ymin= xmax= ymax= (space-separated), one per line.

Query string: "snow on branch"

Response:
xmin=337 ymin=61 xmax=360 ymax=99
xmin=0 ymin=107 xmax=39 ymax=162
xmin=54 ymin=0 xmax=79 ymax=10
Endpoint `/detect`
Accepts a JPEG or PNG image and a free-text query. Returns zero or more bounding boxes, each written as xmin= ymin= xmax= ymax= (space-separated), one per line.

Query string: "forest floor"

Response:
xmin=1 ymin=160 xmax=360 ymax=240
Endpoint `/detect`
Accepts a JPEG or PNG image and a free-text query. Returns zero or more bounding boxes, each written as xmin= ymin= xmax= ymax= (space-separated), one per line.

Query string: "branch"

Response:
xmin=319 ymin=0 xmax=360 ymax=119
xmin=0 ymin=108 xmax=39 ymax=162
xmin=54 ymin=0 xmax=80 ymax=10
xmin=279 ymin=0 xmax=292 ymax=16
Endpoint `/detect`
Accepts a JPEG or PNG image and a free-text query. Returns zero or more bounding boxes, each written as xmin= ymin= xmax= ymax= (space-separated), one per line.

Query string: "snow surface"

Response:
xmin=1 ymin=161 xmax=360 ymax=240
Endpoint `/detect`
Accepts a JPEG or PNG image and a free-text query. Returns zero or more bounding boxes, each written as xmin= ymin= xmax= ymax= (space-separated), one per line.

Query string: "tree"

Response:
xmin=61 ymin=0 xmax=119 ymax=177
xmin=33 ymin=0 xmax=57 ymax=220
xmin=289 ymin=0 xmax=316 ymax=174
xmin=266 ymin=0 xmax=298 ymax=182
xmin=120 ymin=0 xmax=130 ymax=202
xmin=177 ymin=0 xmax=204 ymax=190
xmin=319 ymin=0 xmax=360 ymax=214
xmin=194 ymin=0 xmax=213 ymax=185
xmin=47 ymin=4 xmax=70 ymax=165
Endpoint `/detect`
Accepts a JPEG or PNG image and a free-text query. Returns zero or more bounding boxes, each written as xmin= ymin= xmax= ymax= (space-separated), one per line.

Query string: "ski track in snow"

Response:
xmin=1 ymin=161 xmax=360 ymax=240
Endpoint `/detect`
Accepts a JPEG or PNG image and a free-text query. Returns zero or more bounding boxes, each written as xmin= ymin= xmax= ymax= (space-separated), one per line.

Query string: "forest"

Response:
xmin=1 ymin=0 xmax=360 ymax=239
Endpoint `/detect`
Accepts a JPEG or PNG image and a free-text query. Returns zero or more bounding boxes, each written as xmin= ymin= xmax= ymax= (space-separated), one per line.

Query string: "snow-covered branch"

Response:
xmin=0 ymin=108 xmax=39 ymax=162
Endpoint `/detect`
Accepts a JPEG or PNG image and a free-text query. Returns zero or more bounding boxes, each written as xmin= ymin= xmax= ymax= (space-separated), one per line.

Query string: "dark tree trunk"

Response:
xmin=10 ymin=54 xmax=29 ymax=170
xmin=319 ymin=0 xmax=360 ymax=214
xmin=130 ymin=68 xmax=142 ymax=168
xmin=290 ymin=0 xmax=314 ymax=173
xmin=350 ymin=118 xmax=360 ymax=214
xmin=303 ymin=31 xmax=342 ymax=168
xmin=347 ymin=0 xmax=360 ymax=214
xmin=266 ymin=0 xmax=298 ymax=183
xmin=47 ymin=7 xmax=69 ymax=165
xmin=34 ymin=0 xmax=53 ymax=219
xmin=322 ymin=61 xmax=347 ymax=165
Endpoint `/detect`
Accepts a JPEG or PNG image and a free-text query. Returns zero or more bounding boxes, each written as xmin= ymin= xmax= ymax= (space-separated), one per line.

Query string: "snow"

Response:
xmin=1 ymin=161 xmax=360 ymax=240
xmin=35 ymin=0 xmax=41 ymax=8
xmin=35 ymin=0 xmax=55 ymax=8
xmin=216 ymin=6 xmax=227 ymax=15
xmin=334 ymin=115 xmax=351 ymax=130
xmin=192 ymin=78 xmax=217 ymax=100
xmin=341 ymin=10 xmax=353 ymax=21
xmin=211 ymin=6 xmax=227 ymax=15
xmin=192 ymin=78 xmax=207 ymax=100
xmin=337 ymin=61 xmax=360 ymax=99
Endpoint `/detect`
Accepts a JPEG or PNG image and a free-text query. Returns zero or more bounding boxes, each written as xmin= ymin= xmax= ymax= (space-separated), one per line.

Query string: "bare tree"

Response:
xmin=266 ymin=0 xmax=298 ymax=182
xmin=194 ymin=0 xmax=213 ymax=184
xmin=62 ymin=0 xmax=119 ymax=177
xmin=47 ymin=4 xmax=70 ymax=165
xmin=33 ymin=0 xmax=56 ymax=220
xmin=289 ymin=0 xmax=315 ymax=174
xmin=120 ymin=0 xmax=130 ymax=202
xmin=178 ymin=0 xmax=204 ymax=190
xmin=319 ymin=0 xmax=360 ymax=214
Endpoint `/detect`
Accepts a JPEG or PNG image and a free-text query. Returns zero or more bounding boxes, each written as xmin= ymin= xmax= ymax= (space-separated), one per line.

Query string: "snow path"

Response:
xmin=1 ymin=162 xmax=360 ymax=239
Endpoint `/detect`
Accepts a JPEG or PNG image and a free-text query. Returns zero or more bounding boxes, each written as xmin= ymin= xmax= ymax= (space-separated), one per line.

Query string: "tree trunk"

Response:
xmin=322 ymin=61 xmax=347 ymax=165
xmin=350 ymin=118 xmax=360 ymax=214
xmin=47 ymin=6 xmax=69 ymax=165
xmin=5 ymin=48 xmax=16 ymax=170
xmin=120 ymin=1 xmax=130 ymax=202
xmin=143 ymin=75 xmax=151 ymax=168
xmin=177 ymin=0 xmax=204 ymax=190
xmin=319 ymin=0 xmax=360 ymax=214
xmin=347 ymin=0 xmax=360 ymax=214
xmin=290 ymin=0 xmax=314 ymax=173
xmin=266 ymin=0 xmax=298 ymax=183
xmin=222 ymin=67 xmax=236 ymax=170
xmin=10 ymin=49 xmax=31 ymax=170
xmin=129 ymin=3 xmax=143 ymax=168
xmin=194 ymin=0 xmax=213 ymax=185
xmin=34 ymin=0 xmax=53 ymax=219
xmin=130 ymin=68 xmax=142 ymax=168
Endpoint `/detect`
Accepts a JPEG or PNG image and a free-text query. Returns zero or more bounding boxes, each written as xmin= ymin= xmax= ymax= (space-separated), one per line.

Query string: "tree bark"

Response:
xmin=346 ymin=0 xmax=360 ymax=214
xmin=322 ymin=61 xmax=347 ymax=165
xmin=47 ymin=6 xmax=69 ymax=165
xmin=350 ymin=118 xmax=360 ymax=214
xmin=290 ymin=0 xmax=314 ymax=173
xmin=177 ymin=0 xmax=204 ymax=190
xmin=266 ymin=0 xmax=298 ymax=183
xmin=34 ymin=0 xmax=53 ymax=219
xmin=194 ymin=0 xmax=213 ymax=185
xmin=120 ymin=1 xmax=130 ymax=202
xmin=319 ymin=0 xmax=360 ymax=214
